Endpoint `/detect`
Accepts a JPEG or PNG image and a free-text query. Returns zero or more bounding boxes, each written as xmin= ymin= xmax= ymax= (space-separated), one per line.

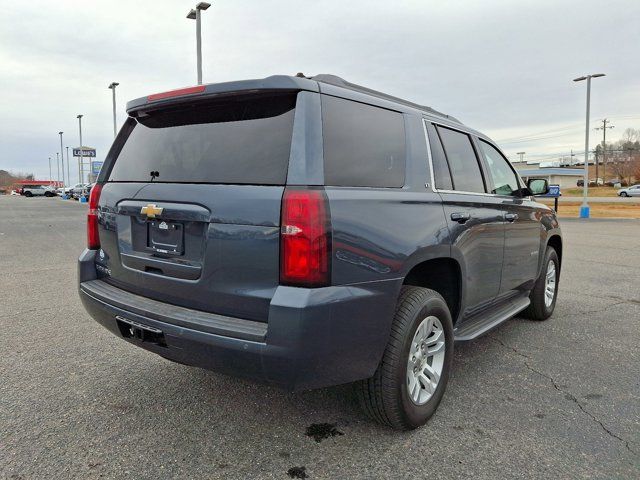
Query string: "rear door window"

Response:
xmin=108 ymin=93 xmax=297 ymax=185
xmin=436 ymin=126 xmax=486 ymax=193
xmin=322 ymin=96 xmax=405 ymax=188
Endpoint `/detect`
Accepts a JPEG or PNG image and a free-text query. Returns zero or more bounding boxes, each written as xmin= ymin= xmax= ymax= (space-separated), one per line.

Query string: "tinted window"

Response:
xmin=108 ymin=93 xmax=296 ymax=184
xmin=322 ymin=96 xmax=405 ymax=187
xmin=425 ymin=122 xmax=453 ymax=190
xmin=479 ymin=140 xmax=520 ymax=196
xmin=436 ymin=126 xmax=485 ymax=193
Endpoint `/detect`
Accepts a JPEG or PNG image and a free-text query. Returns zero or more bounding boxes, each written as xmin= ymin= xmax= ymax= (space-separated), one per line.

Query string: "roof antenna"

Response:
xmin=150 ymin=170 xmax=159 ymax=182
xmin=295 ymin=72 xmax=307 ymax=78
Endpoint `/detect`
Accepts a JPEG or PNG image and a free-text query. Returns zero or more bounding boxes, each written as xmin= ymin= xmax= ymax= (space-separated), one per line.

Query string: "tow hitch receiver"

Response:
xmin=116 ymin=316 xmax=167 ymax=347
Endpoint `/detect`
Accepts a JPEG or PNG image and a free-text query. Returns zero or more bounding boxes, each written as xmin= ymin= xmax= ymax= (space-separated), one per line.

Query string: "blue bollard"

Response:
xmin=80 ymin=196 xmax=88 ymax=203
xmin=579 ymin=206 xmax=590 ymax=218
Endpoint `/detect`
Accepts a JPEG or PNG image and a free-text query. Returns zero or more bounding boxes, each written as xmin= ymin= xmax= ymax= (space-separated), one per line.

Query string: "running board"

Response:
xmin=453 ymin=296 xmax=530 ymax=342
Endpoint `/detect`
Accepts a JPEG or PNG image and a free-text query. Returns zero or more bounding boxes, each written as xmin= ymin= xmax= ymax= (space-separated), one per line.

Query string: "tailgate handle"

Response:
xmin=450 ymin=212 xmax=470 ymax=223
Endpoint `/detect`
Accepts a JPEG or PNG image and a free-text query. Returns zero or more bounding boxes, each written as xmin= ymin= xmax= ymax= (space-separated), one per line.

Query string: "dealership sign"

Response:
xmin=73 ymin=147 xmax=97 ymax=157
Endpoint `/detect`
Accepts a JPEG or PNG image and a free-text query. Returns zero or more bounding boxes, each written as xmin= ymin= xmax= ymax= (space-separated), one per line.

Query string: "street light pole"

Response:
xmin=66 ymin=146 xmax=70 ymax=186
xmin=48 ymin=156 xmax=52 ymax=185
xmin=573 ymin=73 xmax=605 ymax=219
xmin=108 ymin=82 xmax=119 ymax=137
xmin=77 ymin=114 xmax=84 ymax=187
xmin=187 ymin=2 xmax=211 ymax=85
xmin=58 ymin=131 xmax=65 ymax=188
xmin=56 ymin=152 xmax=60 ymax=188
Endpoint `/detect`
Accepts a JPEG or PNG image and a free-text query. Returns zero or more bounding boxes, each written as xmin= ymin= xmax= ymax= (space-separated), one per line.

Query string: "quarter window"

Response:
xmin=436 ymin=126 xmax=485 ymax=193
xmin=322 ymin=96 xmax=406 ymax=188
xmin=425 ymin=122 xmax=453 ymax=190
xmin=479 ymin=140 xmax=520 ymax=196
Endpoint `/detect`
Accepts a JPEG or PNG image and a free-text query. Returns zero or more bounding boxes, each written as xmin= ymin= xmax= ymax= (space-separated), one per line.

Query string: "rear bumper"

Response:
xmin=78 ymin=250 xmax=399 ymax=390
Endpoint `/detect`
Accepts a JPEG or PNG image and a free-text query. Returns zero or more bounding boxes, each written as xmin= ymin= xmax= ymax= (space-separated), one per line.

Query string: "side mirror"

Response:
xmin=527 ymin=178 xmax=549 ymax=196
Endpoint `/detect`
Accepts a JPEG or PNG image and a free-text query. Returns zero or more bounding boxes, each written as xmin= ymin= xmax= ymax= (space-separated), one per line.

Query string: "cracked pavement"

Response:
xmin=1 ymin=197 xmax=639 ymax=479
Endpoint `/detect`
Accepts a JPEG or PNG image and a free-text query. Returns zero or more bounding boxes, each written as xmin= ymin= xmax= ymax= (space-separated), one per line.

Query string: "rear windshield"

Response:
xmin=108 ymin=93 xmax=297 ymax=184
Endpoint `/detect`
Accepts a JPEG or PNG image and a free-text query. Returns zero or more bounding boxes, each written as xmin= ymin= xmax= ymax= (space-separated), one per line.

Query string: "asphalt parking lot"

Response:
xmin=1 ymin=195 xmax=638 ymax=479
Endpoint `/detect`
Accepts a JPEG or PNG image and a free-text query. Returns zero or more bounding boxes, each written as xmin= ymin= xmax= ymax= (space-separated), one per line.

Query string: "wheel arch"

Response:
xmin=546 ymin=234 xmax=563 ymax=269
xmin=402 ymin=257 xmax=462 ymax=325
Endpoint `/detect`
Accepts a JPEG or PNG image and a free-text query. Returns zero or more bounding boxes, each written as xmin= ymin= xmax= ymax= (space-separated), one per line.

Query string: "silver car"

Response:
xmin=618 ymin=185 xmax=640 ymax=197
xmin=22 ymin=185 xmax=57 ymax=197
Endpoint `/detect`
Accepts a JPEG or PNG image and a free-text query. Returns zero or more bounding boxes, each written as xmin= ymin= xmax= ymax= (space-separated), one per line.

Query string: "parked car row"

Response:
xmin=576 ymin=178 xmax=630 ymax=187
xmin=14 ymin=183 xmax=94 ymax=199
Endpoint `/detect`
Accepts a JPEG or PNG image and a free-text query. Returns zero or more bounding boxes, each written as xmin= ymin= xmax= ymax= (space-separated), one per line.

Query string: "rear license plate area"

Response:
xmin=116 ymin=316 xmax=167 ymax=347
xmin=147 ymin=220 xmax=183 ymax=255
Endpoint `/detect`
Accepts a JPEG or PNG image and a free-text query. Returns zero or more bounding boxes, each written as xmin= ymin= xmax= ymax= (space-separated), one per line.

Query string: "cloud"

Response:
xmin=0 ymin=0 xmax=638 ymax=180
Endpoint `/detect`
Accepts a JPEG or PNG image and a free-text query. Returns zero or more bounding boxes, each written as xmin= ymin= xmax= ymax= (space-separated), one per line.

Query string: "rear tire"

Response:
xmin=620 ymin=192 xmax=629 ymax=197
xmin=522 ymin=247 xmax=559 ymax=321
xmin=357 ymin=286 xmax=453 ymax=430
xmin=24 ymin=191 xmax=32 ymax=197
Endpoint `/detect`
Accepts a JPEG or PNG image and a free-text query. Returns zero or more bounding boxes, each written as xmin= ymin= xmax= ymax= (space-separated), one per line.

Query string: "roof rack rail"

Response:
xmin=308 ymin=74 xmax=461 ymax=124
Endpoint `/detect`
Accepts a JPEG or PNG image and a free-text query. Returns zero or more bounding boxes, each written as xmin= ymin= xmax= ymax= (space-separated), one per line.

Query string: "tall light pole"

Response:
xmin=108 ymin=82 xmax=119 ymax=137
xmin=48 ymin=156 xmax=52 ymax=185
xmin=595 ymin=119 xmax=614 ymax=184
xmin=573 ymin=73 xmax=605 ymax=219
xmin=66 ymin=146 xmax=70 ymax=187
xmin=58 ymin=131 xmax=65 ymax=188
xmin=56 ymin=152 xmax=60 ymax=187
xmin=516 ymin=151 xmax=526 ymax=163
xmin=187 ymin=2 xmax=211 ymax=85
xmin=77 ymin=114 xmax=84 ymax=188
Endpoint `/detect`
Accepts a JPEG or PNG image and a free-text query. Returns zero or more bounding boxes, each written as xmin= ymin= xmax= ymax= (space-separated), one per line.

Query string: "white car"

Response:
xmin=22 ymin=185 xmax=57 ymax=197
xmin=618 ymin=185 xmax=640 ymax=197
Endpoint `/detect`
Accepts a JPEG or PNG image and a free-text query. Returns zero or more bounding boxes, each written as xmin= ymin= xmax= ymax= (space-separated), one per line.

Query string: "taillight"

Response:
xmin=87 ymin=184 xmax=103 ymax=250
xmin=280 ymin=188 xmax=331 ymax=287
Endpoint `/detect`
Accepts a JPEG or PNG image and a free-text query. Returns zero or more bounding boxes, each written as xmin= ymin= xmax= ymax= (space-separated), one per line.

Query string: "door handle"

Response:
xmin=505 ymin=213 xmax=519 ymax=222
xmin=450 ymin=212 xmax=470 ymax=223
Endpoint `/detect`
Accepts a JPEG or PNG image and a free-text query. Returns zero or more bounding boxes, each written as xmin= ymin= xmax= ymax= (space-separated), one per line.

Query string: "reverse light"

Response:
xmin=87 ymin=184 xmax=103 ymax=250
xmin=280 ymin=188 xmax=331 ymax=287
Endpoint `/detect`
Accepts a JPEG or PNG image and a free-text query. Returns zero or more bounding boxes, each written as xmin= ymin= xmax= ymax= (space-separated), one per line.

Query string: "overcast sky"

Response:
xmin=1 ymin=0 xmax=639 ymax=181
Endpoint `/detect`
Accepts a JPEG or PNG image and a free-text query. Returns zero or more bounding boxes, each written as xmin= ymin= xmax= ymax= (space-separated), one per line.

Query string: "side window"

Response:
xmin=479 ymin=140 xmax=520 ymax=196
xmin=322 ymin=95 xmax=406 ymax=188
xmin=425 ymin=122 xmax=453 ymax=190
xmin=436 ymin=126 xmax=486 ymax=193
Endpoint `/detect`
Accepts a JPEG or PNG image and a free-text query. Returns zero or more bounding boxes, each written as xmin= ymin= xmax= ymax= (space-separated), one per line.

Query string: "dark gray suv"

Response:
xmin=78 ymin=74 xmax=562 ymax=430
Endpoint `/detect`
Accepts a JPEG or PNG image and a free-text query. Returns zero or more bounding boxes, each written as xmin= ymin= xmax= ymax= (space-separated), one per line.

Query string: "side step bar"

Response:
xmin=453 ymin=296 xmax=530 ymax=342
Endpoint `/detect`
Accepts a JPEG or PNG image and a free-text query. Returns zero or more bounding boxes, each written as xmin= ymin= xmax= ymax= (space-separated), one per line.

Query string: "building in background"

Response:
xmin=515 ymin=166 xmax=584 ymax=188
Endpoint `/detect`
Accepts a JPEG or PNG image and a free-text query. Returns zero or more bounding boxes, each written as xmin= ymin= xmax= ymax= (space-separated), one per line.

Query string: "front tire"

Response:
xmin=522 ymin=247 xmax=559 ymax=321
xmin=620 ymin=192 xmax=629 ymax=197
xmin=357 ymin=286 xmax=453 ymax=430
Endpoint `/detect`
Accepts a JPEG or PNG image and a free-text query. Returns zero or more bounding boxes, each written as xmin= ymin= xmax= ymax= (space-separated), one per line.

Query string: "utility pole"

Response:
xmin=516 ymin=151 xmax=526 ymax=163
xmin=77 ymin=115 xmax=85 ymax=196
xmin=595 ymin=119 xmax=614 ymax=184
